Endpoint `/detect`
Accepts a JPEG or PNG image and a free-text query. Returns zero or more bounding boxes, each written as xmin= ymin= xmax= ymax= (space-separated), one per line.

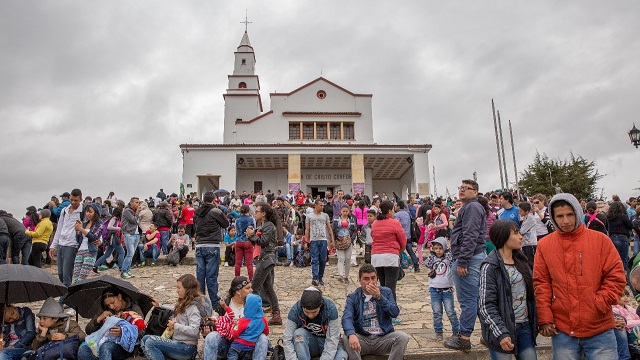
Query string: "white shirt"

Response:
xmin=52 ymin=204 xmax=83 ymax=248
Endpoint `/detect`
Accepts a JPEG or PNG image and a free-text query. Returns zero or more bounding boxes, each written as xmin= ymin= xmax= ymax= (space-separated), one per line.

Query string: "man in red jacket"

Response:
xmin=534 ymin=193 xmax=626 ymax=359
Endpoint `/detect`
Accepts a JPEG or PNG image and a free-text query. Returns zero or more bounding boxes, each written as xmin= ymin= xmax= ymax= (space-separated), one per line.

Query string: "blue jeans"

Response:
xmin=452 ymin=251 xmax=486 ymax=337
xmin=138 ymin=244 xmax=159 ymax=263
xmin=292 ymin=327 xmax=348 ymax=360
xmin=196 ymin=246 xmax=221 ymax=305
xmin=57 ymin=245 xmax=78 ymax=287
xmin=610 ymin=234 xmax=630 ymax=272
xmin=277 ymin=244 xmax=296 ymax=262
xmin=77 ymin=341 xmax=132 ymax=360
xmin=489 ymin=322 xmax=537 ymax=360
xmin=121 ymin=233 xmax=139 ymax=274
xmin=552 ymin=329 xmax=617 ymax=360
xmin=430 ymin=287 xmax=460 ymax=334
xmin=310 ymin=240 xmax=328 ymax=281
xmin=141 ymin=335 xmax=196 ymax=360
xmin=11 ymin=235 xmax=31 ymax=265
xmin=405 ymin=242 xmax=419 ymax=271
xmin=203 ymin=331 xmax=269 ymax=360
xmin=0 ymin=348 xmax=29 ymax=360
xmin=614 ymin=328 xmax=631 ymax=360
xmin=94 ymin=239 xmax=125 ymax=269
xmin=0 ymin=234 xmax=9 ymax=264
xmin=159 ymin=230 xmax=170 ymax=255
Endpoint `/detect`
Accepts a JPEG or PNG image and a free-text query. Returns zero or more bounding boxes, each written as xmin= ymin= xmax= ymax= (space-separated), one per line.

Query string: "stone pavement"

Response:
xmin=39 ymin=249 xmax=552 ymax=359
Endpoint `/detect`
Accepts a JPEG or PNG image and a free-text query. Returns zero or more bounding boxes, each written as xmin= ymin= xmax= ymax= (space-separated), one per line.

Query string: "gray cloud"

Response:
xmin=1 ymin=0 xmax=639 ymax=217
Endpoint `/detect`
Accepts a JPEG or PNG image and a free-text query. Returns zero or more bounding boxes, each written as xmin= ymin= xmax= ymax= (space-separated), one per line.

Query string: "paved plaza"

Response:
xmin=37 ymin=248 xmax=553 ymax=359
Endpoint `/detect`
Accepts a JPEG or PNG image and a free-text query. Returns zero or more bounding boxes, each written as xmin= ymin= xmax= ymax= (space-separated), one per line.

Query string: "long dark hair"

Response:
xmin=477 ymin=196 xmax=491 ymax=215
xmin=256 ymin=202 xmax=283 ymax=242
xmin=227 ymin=276 xmax=250 ymax=299
xmin=489 ymin=220 xmax=534 ymax=301
xmin=606 ymin=201 xmax=627 ymax=221
xmin=111 ymin=207 xmax=123 ymax=220
xmin=377 ymin=200 xmax=394 ymax=220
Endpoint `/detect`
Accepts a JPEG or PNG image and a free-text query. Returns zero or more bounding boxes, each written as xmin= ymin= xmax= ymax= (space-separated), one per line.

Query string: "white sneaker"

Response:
xmin=67 ymin=308 xmax=76 ymax=316
xmin=289 ymin=262 xmax=294 ymax=267
xmin=224 ymin=262 xmax=229 ymax=267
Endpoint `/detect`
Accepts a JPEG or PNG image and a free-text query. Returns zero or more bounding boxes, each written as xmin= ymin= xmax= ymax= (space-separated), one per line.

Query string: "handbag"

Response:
xmin=146 ymin=306 xmax=174 ymax=336
xmin=27 ymin=335 xmax=80 ymax=360
xmin=334 ymin=235 xmax=352 ymax=250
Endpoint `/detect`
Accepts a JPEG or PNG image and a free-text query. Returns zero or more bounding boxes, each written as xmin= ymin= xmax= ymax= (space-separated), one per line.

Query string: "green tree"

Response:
xmin=519 ymin=151 xmax=603 ymax=199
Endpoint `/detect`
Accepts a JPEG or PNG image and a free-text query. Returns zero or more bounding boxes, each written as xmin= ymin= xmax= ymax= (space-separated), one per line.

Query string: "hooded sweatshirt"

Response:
xmin=533 ymin=193 xmax=626 ymax=338
xmin=231 ymin=294 xmax=269 ymax=347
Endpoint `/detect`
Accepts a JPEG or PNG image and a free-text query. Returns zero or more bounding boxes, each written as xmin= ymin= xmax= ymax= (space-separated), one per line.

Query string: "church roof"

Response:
xmin=270 ymin=77 xmax=372 ymax=97
xmin=238 ymin=31 xmax=252 ymax=48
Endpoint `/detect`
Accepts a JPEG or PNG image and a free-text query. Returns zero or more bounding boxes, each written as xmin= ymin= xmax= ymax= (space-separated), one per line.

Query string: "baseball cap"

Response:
xmin=300 ymin=286 xmax=323 ymax=309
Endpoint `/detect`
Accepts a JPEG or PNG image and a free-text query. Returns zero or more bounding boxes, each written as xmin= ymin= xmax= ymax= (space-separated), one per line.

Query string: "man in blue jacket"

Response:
xmin=283 ymin=287 xmax=347 ymax=360
xmin=341 ymin=264 xmax=408 ymax=360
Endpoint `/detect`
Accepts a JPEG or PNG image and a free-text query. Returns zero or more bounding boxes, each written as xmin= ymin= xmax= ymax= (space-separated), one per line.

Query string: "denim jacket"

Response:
xmin=1 ymin=307 xmax=36 ymax=349
xmin=341 ymin=286 xmax=399 ymax=337
xmin=75 ymin=219 xmax=103 ymax=256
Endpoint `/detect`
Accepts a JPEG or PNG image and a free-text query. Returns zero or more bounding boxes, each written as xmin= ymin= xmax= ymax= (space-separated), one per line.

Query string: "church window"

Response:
xmin=238 ymin=82 xmax=247 ymax=89
xmin=316 ymin=122 xmax=327 ymax=139
xmin=303 ymin=123 xmax=315 ymax=139
xmin=343 ymin=123 xmax=354 ymax=140
xmin=316 ymin=90 xmax=326 ymax=99
xmin=254 ymin=181 xmax=263 ymax=192
xmin=289 ymin=123 xmax=301 ymax=139
xmin=330 ymin=123 xmax=341 ymax=139
xmin=241 ymin=59 xmax=246 ymax=65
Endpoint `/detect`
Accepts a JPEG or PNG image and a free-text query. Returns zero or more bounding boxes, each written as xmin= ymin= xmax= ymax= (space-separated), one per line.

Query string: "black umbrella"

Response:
xmin=0 ymin=264 xmax=67 ymax=329
xmin=213 ymin=189 xmax=230 ymax=197
xmin=63 ymin=275 xmax=154 ymax=318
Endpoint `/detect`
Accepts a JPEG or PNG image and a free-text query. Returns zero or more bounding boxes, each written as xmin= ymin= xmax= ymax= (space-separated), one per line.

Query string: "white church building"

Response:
xmin=180 ymin=31 xmax=432 ymax=199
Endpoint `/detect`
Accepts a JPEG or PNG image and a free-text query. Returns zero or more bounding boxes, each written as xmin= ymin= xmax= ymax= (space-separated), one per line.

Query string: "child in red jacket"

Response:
xmin=228 ymin=294 xmax=269 ymax=360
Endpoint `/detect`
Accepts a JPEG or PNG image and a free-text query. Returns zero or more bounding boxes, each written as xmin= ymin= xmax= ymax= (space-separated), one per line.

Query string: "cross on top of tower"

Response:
xmin=241 ymin=11 xmax=252 ymax=32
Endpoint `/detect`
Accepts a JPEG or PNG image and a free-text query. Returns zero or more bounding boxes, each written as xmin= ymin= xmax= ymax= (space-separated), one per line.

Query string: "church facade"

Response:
xmin=180 ymin=31 xmax=432 ymax=199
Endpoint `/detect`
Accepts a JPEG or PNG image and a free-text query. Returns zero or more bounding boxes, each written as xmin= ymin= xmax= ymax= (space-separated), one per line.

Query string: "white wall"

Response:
xmin=181 ymin=148 xmax=237 ymax=193
xmin=236 ymin=169 xmax=288 ymax=194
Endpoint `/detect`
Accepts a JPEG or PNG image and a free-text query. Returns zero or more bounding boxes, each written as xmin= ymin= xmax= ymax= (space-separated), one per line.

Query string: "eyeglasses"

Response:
xmin=533 ymin=201 xmax=541 ymax=204
xmin=458 ymin=186 xmax=476 ymax=192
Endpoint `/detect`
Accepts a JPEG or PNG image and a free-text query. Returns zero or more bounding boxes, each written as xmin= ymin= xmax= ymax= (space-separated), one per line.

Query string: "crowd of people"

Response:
xmin=1 ymin=184 xmax=639 ymax=360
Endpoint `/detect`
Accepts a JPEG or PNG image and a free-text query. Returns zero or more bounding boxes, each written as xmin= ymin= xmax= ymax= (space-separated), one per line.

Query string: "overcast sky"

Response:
xmin=1 ymin=1 xmax=639 ymax=217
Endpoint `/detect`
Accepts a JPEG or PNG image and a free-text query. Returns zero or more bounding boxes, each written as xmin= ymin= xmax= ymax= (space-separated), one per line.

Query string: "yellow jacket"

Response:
xmin=25 ymin=218 xmax=53 ymax=244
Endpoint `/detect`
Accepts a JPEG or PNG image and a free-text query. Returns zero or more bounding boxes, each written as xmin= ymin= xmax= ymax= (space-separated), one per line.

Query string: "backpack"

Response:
xmin=410 ymin=220 xmax=420 ymax=243
xmin=101 ymin=216 xmax=113 ymax=241
xmin=586 ymin=213 xmax=608 ymax=234
xmin=167 ymin=248 xmax=181 ymax=266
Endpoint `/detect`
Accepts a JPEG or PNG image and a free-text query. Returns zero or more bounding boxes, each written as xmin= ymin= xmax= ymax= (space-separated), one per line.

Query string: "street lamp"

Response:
xmin=630 ymin=123 xmax=640 ymax=148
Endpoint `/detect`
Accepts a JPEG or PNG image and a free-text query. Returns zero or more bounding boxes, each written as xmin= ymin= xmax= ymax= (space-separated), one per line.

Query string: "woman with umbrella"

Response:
xmin=77 ymin=287 xmax=147 ymax=360
xmin=0 ymin=305 xmax=36 ymax=360
xmin=73 ymin=203 xmax=104 ymax=284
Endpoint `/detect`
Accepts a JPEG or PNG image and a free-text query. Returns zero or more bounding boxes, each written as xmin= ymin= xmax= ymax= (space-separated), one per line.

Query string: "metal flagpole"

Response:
xmin=508 ymin=120 xmax=519 ymax=199
xmin=497 ymin=110 xmax=509 ymax=190
xmin=432 ymin=166 xmax=438 ymax=197
xmin=492 ymin=100 xmax=505 ymax=190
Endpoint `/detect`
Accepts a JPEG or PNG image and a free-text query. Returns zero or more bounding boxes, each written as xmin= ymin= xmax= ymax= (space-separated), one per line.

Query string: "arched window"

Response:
xmin=238 ymin=82 xmax=247 ymax=89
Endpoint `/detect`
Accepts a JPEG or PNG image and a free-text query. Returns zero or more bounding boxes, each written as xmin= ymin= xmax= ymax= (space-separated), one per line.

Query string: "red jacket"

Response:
xmin=533 ymin=224 xmax=625 ymax=338
xmin=371 ymin=217 xmax=407 ymax=256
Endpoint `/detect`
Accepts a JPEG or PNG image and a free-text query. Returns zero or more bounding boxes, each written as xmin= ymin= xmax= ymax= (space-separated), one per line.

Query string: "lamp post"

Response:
xmin=630 ymin=123 xmax=640 ymax=148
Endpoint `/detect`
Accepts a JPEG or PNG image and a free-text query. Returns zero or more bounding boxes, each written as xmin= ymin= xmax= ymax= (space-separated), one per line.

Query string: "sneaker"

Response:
xmin=289 ymin=262 xmax=294 ymax=267
xmin=312 ymin=279 xmax=319 ymax=286
xmin=318 ymin=279 xmax=325 ymax=286
xmin=140 ymin=261 xmax=146 ymax=268
xmin=343 ymin=277 xmax=349 ymax=284
xmin=435 ymin=332 xmax=444 ymax=341
xmin=98 ymin=265 xmax=109 ymax=271
xmin=127 ymin=272 xmax=135 ymax=278
xmin=444 ymin=333 xmax=471 ymax=352
xmin=112 ymin=264 xmax=119 ymax=270
xmin=151 ymin=262 xmax=156 ymax=266
xmin=92 ymin=267 xmax=99 ymax=274
xmin=120 ymin=272 xmax=132 ymax=279
xmin=224 ymin=262 xmax=229 ymax=267
xmin=392 ymin=318 xmax=402 ymax=325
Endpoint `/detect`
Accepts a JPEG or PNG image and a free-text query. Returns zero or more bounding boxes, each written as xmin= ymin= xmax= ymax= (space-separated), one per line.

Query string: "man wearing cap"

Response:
xmin=341 ymin=264 xmax=409 ymax=360
xmin=49 ymin=189 xmax=84 ymax=290
xmin=283 ymin=287 xmax=348 ymax=360
xmin=49 ymin=192 xmax=71 ymax=221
